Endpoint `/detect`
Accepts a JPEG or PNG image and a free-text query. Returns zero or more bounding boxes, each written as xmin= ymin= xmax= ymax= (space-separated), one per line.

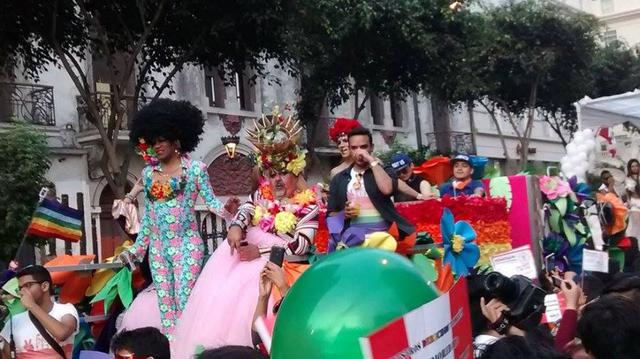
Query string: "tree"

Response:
xmin=589 ymin=40 xmax=640 ymax=98
xmin=288 ymin=0 xmax=477 ymax=163
xmin=472 ymin=0 xmax=599 ymax=169
xmin=1 ymin=0 xmax=291 ymax=197
xmin=0 ymin=123 xmax=51 ymax=261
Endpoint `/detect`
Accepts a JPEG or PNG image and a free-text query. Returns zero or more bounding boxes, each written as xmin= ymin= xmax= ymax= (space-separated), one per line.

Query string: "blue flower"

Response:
xmin=441 ymin=208 xmax=480 ymax=277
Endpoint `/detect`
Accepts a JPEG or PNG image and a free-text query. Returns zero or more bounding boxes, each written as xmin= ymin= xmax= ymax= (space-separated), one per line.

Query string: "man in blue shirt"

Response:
xmin=439 ymin=154 xmax=485 ymax=197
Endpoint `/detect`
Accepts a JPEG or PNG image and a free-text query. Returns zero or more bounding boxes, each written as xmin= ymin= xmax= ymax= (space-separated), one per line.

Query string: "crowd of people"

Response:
xmin=1 ymin=99 xmax=639 ymax=358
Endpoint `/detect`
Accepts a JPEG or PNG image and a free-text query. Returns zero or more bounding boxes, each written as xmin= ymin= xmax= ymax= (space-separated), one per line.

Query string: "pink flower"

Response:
xmin=170 ymin=208 xmax=181 ymax=216
xmin=259 ymin=216 xmax=275 ymax=232
xmin=162 ymin=297 xmax=173 ymax=305
xmin=539 ymin=176 xmax=572 ymax=200
xmin=169 ymin=223 xmax=181 ymax=232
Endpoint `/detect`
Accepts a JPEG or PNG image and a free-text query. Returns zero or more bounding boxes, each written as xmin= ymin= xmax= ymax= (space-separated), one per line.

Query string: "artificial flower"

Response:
xmin=568 ymin=176 xmax=592 ymax=203
xmin=136 ymin=138 xmax=159 ymax=166
xmin=292 ymin=189 xmax=317 ymax=207
xmin=274 ymin=211 xmax=298 ymax=234
xmin=539 ymin=176 xmax=572 ymax=200
xmin=326 ymin=212 xmax=366 ymax=252
xmin=543 ymin=232 xmax=584 ymax=273
xmin=441 ymin=208 xmax=480 ymax=277
xmin=286 ymin=151 xmax=307 ymax=175
xmin=252 ymin=206 xmax=264 ymax=226
xmin=363 ymin=231 xmax=398 ymax=252
xmin=259 ymin=215 xmax=275 ymax=233
xmin=259 ymin=178 xmax=275 ymax=201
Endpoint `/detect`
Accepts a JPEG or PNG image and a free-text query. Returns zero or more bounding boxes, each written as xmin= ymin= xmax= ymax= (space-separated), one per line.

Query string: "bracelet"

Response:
xmin=489 ymin=313 xmax=510 ymax=335
xmin=125 ymin=193 xmax=135 ymax=201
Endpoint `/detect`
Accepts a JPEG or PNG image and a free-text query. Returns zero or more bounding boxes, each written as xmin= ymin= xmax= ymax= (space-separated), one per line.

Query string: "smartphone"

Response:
xmin=551 ymin=276 xmax=563 ymax=288
xmin=269 ymin=246 xmax=285 ymax=267
xmin=239 ymin=241 xmax=249 ymax=247
xmin=545 ymin=254 xmax=556 ymax=273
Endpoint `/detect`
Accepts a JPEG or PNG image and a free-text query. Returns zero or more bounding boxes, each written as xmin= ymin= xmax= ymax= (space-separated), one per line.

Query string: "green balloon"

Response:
xmin=271 ymin=249 xmax=438 ymax=359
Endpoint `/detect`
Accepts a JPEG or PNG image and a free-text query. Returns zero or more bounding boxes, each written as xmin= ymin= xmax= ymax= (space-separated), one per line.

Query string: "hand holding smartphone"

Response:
xmin=269 ymin=246 xmax=285 ymax=267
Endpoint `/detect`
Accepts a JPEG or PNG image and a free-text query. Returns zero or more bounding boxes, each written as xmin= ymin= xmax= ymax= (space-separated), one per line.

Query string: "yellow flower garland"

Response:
xmin=274 ymin=211 xmax=298 ymax=234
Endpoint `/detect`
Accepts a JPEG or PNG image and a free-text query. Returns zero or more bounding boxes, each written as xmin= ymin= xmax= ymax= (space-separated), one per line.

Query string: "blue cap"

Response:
xmin=451 ymin=154 xmax=471 ymax=164
xmin=390 ymin=153 xmax=412 ymax=171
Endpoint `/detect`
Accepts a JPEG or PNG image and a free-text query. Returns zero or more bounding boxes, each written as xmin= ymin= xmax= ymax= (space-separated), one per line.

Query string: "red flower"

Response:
xmin=138 ymin=143 xmax=148 ymax=151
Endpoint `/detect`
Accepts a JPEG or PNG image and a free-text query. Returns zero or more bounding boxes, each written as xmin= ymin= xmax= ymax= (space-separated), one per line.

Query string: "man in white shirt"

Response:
xmin=1 ymin=265 xmax=78 ymax=359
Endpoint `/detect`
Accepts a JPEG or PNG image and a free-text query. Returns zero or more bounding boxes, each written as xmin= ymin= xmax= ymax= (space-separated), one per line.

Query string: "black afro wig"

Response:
xmin=129 ymin=99 xmax=205 ymax=153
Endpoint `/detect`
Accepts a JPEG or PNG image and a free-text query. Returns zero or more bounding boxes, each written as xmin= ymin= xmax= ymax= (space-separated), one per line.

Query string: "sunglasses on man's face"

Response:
xmin=18 ymin=281 xmax=44 ymax=291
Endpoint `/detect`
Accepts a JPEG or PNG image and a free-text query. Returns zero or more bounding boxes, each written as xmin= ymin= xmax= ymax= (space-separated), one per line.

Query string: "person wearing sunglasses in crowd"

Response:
xmin=390 ymin=153 xmax=433 ymax=202
xmin=111 ymin=327 xmax=170 ymax=359
xmin=0 ymin=265 xmax=78 ymax=359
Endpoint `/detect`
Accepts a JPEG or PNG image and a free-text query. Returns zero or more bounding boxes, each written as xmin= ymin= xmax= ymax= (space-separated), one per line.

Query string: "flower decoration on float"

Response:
xmin=540 ymin=174 xmax=594 ymax=273
xmin=440 ymin=208 xmax=480 ymax=277
xmin=246 ymin=106 xmax=306 ymax=176
xmin=136 ymin=138 xmax=159 ymax=166
xmin=329 ymin=118 xmax=361 ymax=144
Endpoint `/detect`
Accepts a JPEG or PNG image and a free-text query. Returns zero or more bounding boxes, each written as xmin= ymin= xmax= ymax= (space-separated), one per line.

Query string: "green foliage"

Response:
xmin=0 ymin=123 xmax=50 ymax=261
xmin=375 ymin=140 xmax=432 ymax=166
xmin=589 ymin=40 xmax=640 ymax=98
xmin=475 ymin=0 xmax=599 ymax=113
xmin=290 ymin=0 xmax=476 ymax=124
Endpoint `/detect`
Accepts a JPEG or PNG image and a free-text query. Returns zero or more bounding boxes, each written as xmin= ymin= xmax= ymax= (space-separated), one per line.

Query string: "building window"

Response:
xmin=204 ymin=67 xmax=226 ymax=108
xmin=235 ymin=70 xmax=255 ymax=112
xmin=390 ymin=96 xmax=404 ymax=128
xmin=370 ymin=94 xmax=384 ymax=126
xmin=601 ymin=0 xmax=614 ymax=14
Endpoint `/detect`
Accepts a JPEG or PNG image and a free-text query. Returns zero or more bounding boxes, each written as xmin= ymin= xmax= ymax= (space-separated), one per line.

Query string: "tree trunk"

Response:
xmin=353 ymin=92 xmax=370 ymax=120
xmin=467 ymin=100 xmax=477 ymax=154
xmin=431 ymin=94 xmax=451 ymax=155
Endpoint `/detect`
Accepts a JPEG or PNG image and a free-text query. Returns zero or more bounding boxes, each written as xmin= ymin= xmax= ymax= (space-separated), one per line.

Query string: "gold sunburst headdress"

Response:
xmin=245 ymin=106 xmax=307 ymax=176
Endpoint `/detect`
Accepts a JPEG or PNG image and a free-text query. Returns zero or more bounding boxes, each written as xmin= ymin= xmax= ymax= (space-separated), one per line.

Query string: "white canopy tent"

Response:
xmin=576 ymin=89 xmax=640 ymax=129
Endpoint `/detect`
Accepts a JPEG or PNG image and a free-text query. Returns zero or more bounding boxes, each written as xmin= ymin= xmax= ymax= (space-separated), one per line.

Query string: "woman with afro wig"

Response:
xmin=120 ymin=99 xmax=235 ymax=337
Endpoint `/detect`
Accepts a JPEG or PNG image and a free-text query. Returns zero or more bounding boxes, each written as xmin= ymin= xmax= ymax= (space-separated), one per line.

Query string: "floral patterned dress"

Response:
xmin=127 ymin=156 xmax=228 ymax=336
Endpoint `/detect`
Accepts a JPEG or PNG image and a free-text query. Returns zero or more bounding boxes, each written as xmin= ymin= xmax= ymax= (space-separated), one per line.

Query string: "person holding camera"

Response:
xmin=471 ymin=272 xmax=549 ymax=357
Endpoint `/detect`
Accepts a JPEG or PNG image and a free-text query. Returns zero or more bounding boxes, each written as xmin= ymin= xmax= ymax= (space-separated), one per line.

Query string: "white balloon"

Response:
xmin=576 ymin=152 xmax=588 ymax=162
xmin=566 ymin=143 xmax=577 ymax=154
xmin=583 ymin=128 xmax=594 ymax=137
xmin=577 ymin=144 xmax=589 ymax=154
xmin=584 ymin=139 xmax=596 ymax=149
xmin=574 ymin=132 xmax=585 ymax=144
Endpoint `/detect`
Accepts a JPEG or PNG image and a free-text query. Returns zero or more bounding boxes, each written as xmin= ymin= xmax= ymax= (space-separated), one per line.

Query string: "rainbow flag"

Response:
xmin=27 ymin=199 xmax=83 ymax=242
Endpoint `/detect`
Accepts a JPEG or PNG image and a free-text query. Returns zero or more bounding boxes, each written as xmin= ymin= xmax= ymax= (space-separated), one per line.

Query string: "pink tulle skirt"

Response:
xmin=171 ymin=227 xmax=287 ymax=358
xmin=117 ymin=285 xmax=162 ymax=332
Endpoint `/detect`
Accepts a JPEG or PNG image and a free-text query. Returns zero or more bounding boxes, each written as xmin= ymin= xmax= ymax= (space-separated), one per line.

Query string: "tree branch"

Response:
xmin=353 ymin=91 xmax=370 ymax=119
xmin=479 ymin=100 xmax=511 ymax=160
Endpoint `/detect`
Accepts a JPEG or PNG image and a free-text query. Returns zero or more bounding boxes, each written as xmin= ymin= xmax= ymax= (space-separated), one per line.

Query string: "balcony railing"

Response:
xmin=0 ymin=82 xmax=55 ymax=126
xmin=425 ymin=131 xmax=476 ymax=155
xmin=77 ymin=92 xmax=139 ymax=132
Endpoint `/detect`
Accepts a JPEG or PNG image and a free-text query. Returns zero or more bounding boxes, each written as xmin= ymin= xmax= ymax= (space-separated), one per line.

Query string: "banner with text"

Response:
xmin=360 ymin=278 xmax=473 ymax=359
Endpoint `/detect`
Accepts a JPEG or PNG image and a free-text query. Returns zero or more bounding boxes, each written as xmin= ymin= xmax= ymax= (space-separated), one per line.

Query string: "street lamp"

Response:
xmin=221 ymin=135 xmax=240 ymax=159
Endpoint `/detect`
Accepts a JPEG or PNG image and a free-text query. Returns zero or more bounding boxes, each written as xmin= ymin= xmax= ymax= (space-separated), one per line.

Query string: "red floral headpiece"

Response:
xmin=329 ymin=118 xmax=361 ymax=143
